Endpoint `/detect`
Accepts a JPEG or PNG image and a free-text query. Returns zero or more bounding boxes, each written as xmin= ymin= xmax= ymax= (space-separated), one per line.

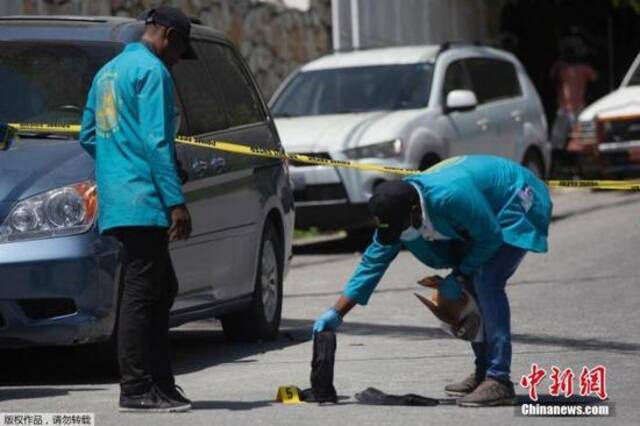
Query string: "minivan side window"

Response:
xmin=197 ymin=42 xmax=265 ymax=128
xmin=466 ymin=58 xmax=522 ymax=104
xmin=171 ymin=53 xmax=229 ymax=135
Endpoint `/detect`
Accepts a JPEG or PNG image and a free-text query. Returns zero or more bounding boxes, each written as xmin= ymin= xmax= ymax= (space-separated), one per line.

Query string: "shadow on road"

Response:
xmin=552 ymin=192 xmax=640 ymax=223
xmin=512 ymin=333 xmax=640 ymax=354
xmin=0 ymin=325 xmax=306 ymax=387
xmin=169 ymin=327 xmax=306 ymax=376
xmin=279 ymin=318 xmax=447 ymax=342
xmin=191 ymin=399 xmax=274 ymax=411
xmin=0 ymin=387 xmax=106 ymax=402
xmin=279 ymin=318 xmax=640 ymax=355
xmin=293 ymin=235 xmax=370 ymax=256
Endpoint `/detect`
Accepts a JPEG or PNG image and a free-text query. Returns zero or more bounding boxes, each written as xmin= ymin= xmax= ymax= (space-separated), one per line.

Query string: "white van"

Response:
xmin=568 ymin=51 xmax=640 ymax=176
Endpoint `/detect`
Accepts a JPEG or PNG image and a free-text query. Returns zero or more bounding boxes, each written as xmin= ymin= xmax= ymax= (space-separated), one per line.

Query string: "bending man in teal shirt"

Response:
xmin=80 ymin=6 xmax=195 ymax=413
xmin=313 ymin=155 xmax=552 ymax=407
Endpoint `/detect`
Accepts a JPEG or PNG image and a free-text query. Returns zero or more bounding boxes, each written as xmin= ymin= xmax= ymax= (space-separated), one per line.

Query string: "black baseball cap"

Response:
xmin=141 ymin=6 xmax=197 ymax=59
xmin=368 ymin=180 xmax=419 ymax=245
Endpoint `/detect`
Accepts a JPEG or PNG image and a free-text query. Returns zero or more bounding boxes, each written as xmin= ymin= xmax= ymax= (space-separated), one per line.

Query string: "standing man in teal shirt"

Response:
xmin=80 ymin=6 xmax=195 ymax=413
xmin=313 ymin=155 xmax=552 ymax=407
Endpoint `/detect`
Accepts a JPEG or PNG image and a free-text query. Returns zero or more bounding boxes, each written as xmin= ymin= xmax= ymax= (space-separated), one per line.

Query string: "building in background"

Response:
xmin=2 ymin=0 xmax=638 ymax=115
xmin=331 ymin=0 xmax=488 ymax=50
xmin=495 ymin=0 xmax=640 ymax=126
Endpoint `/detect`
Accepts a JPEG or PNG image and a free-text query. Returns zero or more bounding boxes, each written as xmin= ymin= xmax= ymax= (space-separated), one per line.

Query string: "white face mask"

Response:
xmin=400 ymin=226 xmax=421 ymax=241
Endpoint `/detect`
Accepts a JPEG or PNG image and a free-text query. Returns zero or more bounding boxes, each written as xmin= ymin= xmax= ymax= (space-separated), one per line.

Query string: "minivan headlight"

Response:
xmin=0 ymin=181 xmax=97 ymax=244
xmin=343 ymin=139 xmax=404 ymax=159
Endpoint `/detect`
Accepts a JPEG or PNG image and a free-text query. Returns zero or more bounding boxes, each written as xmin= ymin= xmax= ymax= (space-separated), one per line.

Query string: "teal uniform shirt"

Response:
xmin=344 ymin=155 xmax=552 ymax=305
xmin=79 ymin=42 xmax=185 ymax=232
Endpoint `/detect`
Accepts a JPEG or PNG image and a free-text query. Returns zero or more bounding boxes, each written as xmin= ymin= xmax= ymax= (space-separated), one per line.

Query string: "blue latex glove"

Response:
xmin=440 ymin=274 xmax=463 ymax=301
xmin=313 ymin=308 xmax=343 ymax=334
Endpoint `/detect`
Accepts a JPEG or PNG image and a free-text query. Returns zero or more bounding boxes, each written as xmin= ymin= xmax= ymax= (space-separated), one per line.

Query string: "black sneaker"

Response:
xmin=158 ymin=384 xmax=192 ymax=406
xmin=119 ymin=386 xmax=191 ymax=413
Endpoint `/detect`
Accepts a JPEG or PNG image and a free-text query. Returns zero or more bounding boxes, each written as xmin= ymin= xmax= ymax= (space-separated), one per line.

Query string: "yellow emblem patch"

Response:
xmin=96 ymin=72 xmax=119 ymax=136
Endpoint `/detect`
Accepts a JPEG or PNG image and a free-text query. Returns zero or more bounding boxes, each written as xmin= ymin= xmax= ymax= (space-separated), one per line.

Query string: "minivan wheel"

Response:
xmin=221 ymin=222 xmax=283 ymax=342
xmin=523 ymin=151 xmax=544 ymax=180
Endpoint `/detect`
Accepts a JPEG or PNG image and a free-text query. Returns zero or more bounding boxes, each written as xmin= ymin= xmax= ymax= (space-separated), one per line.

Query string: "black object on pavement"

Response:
xmin=355 ymin=387 xmax=439 ymax=406
xmin=304 ymin=331 xmax=338 ymax=403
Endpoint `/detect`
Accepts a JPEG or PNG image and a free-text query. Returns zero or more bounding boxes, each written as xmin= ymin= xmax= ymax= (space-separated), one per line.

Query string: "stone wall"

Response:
xmin=112 ymin=0 xmax=332 ymax=99
xmin=0 ymin=0 xmax=332 ymax=100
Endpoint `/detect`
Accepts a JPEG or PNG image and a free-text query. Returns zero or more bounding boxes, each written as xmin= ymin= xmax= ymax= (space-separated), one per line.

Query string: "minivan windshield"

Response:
xmin=271 ymin=63 xmax=434 ymax=117
xmin=0 ymin=41 xmax=119 ymax=125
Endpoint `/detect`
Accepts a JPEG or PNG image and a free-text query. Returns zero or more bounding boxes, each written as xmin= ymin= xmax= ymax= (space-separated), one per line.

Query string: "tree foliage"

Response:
xmin=611 ymin=0 xmax=640 ymax=13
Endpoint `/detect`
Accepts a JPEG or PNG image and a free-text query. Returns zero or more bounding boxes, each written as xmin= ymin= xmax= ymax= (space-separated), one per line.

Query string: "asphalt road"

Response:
xmin=1 ymin=189 xmax=639 ymax=425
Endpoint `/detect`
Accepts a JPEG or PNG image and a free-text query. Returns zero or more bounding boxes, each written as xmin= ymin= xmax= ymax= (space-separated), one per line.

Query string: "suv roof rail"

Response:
xmin=0 ymin=15 xmax=109 ymax=23
xmin=439 ymin=41 xmax=484 ymax=52
xmin=435 ymin=41 xmax=487 ymax=60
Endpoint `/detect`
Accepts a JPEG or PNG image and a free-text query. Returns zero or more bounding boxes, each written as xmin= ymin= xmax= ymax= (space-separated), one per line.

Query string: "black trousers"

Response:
xmin=109 ymin=226 xmax=178 ymax=396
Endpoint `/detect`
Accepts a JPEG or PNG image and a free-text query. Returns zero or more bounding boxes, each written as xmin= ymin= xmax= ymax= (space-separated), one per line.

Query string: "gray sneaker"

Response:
xmin=457 ymin=377 xmax=517 ymax=407
xmin=444 ymin=373 xmax=482 ymax=397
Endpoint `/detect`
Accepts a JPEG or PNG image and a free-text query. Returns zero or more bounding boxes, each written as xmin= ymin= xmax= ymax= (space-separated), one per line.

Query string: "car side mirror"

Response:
xmin=445 ymin=90 xmax=478 ymax=114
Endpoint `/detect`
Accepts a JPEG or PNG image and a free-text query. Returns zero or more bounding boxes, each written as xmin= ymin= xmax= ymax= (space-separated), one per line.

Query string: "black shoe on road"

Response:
xmin=119 ymin=386 xmax=191 ymax=413
xmin=457 ymin=377 xmax=517 ymax=407
xmin=444 ymin=373 xmax=483 ymax=397
xmin=159 ymin=384 xmax=192 ymax=406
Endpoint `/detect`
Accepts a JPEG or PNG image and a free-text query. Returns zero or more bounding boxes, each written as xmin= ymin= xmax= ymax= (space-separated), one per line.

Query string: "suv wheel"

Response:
xmin=221 ymin=222 xmax=283 ymax=341
xmin=523 ymin=151 xmax=544 ymax=179
xmin=419 ymin=154 xmax=440 ymax=171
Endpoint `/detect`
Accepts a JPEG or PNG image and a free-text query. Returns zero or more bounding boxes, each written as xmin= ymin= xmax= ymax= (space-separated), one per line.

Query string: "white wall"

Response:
xmin=333 ymin=0 xmax=488 ymax=50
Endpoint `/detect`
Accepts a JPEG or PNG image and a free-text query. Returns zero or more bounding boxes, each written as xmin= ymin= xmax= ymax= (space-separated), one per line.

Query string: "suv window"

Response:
xmin=466 ymin=58 xmax=522 ymax=104
xmin=171 ymin=50 xmax=229 ymax=135
xmin=442 ymin=60 xmax=473 ymax=100
xmin=197 ymin=42 xmax=265 ymax=127
xmin=272 ymin=63 xmax=434 ymax=117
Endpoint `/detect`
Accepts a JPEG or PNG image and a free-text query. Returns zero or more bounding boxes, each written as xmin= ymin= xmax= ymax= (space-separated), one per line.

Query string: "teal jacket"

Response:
xmin=344 ymin=155 xmax=552 ymax=305
xmin=79 ymin=42 xmax=184 ymax=232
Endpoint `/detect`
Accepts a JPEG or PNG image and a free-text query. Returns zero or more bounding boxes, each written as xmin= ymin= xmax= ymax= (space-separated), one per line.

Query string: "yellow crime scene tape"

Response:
xmin=7 ymin=122 xmax=640 ymax=191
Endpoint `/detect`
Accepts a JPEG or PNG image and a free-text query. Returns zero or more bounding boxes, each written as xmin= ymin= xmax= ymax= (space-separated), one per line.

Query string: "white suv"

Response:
xmin=270 ymin=43 xmax=551 ymax=231
xmin=568 ymin=51 xmax=640 ymax=176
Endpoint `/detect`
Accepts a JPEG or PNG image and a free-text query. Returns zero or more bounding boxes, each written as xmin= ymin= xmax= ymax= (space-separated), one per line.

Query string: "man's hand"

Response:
xmin=313 ymin=308 xmax=343 ymax=334
xmin=168 ymin=204 xmax=192 ymax=241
